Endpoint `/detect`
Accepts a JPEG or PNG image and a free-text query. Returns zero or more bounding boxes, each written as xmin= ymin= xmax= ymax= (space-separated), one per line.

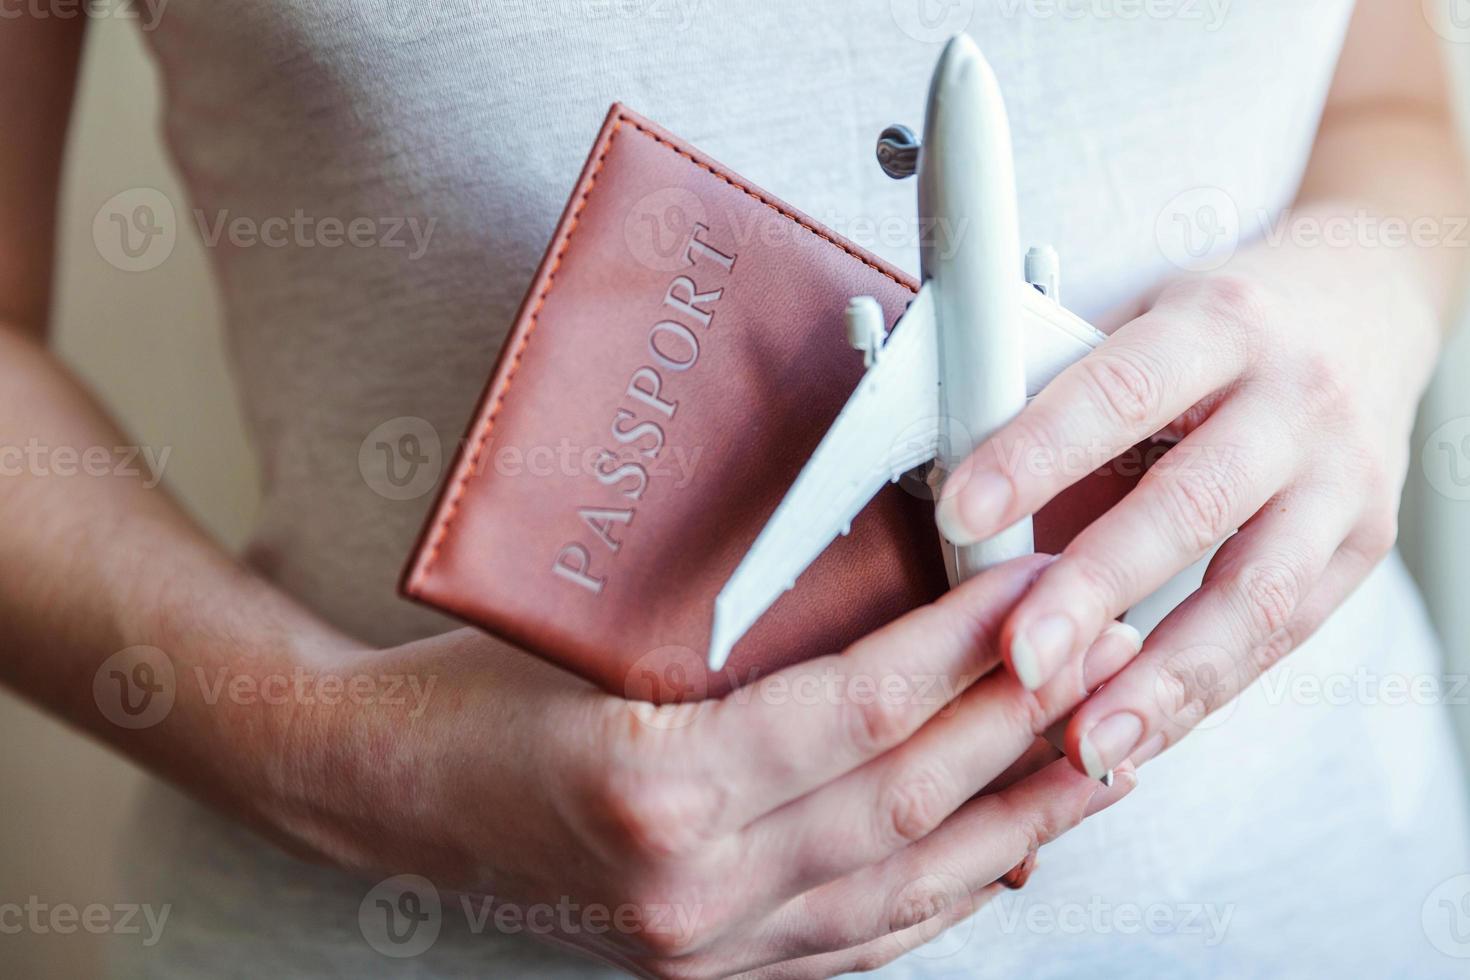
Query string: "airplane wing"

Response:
xmin=708 ymin=284 xmax=942 ymax=670
xmin=1017 ymin=281 xmax=1108 ymax=394
xmin=707 ymin=282 xmax=1110 ymax=670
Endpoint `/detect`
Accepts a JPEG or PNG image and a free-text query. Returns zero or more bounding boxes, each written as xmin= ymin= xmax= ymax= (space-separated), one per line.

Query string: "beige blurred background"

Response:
xmin=4 ymin=16 xmax=1470 ymax=979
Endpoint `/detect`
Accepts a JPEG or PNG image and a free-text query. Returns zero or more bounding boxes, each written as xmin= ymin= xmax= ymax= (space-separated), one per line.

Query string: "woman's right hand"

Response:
xmin=276 ymin=556 xmax=1141 ymax=979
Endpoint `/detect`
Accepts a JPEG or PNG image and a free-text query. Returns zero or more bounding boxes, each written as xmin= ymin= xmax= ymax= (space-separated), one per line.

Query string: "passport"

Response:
xmin=401 ymin=105 xmax=1139 ymax=702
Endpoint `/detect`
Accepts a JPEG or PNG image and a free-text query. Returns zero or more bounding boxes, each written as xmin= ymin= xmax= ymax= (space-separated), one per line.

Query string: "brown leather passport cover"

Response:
xmin=402 ymin=105 xmax=1134 ymax=702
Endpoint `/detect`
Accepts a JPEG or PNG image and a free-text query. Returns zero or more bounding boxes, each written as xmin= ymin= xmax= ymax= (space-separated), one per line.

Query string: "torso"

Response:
xmin=116 ymin=3 xmax=1470 ymax=976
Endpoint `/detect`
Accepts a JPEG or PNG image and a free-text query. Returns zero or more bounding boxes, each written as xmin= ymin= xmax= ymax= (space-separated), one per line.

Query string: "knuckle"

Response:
xmin=598 ymin=770 xmax=721 ymax=861
xmin=1293 ymin=351 xmax=1352 ymax=422
xmin=993 ymin=792 xmax=1060 ymax=857
xmin=878 ymin=763 xmax=956 ymax=847
xmin=849 ymin=948 xmax=900 ymax=974
xmin=888 ymin=877 xmax=959 ymax=934
xmin=1200 ymin=274 xmax=1272 ymax=339
xmin=1080 ymin=351 xmax=1163 ymax=430
xmin=1248 ymin=627 xmax=1298 ymax=678
xmin=1357 ymin=509 xmax=1399 ymax=558
xmin=1000 ymin=684 xmax=1053 ymax=741
xmin=1061 ymin=553 xmax=1132 ymax=618
xmin=1235 ymin=557 xmax=1307 ymax=637
xmin=845 ymin=689 xmax=912 ymax=757
xmin=1156 ymin=657 xmax=1218 ymax=728
xmin=1151 ymin=460 xmax=1238 ymax=553
xmin=630 ymin=922 xmax=706 ymax=964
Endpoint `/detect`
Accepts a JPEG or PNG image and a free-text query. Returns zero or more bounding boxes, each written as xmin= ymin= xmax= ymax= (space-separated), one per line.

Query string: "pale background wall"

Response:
xmin=0 ymin=20 xmax=259 ymax=978
xmin=3 ymin=14 xmax=1470 ymax=979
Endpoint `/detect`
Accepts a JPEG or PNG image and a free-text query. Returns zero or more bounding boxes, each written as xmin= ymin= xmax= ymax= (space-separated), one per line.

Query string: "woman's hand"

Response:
xmin=278 ymin=557 xmax=1140 ymax=980
xmin=935 ymin=218 xmax=1443 ymax=781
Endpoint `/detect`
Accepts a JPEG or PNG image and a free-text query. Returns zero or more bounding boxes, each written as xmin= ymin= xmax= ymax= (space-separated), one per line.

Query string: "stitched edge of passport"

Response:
xmin=408 ymin=112 xmax=916 ymax=594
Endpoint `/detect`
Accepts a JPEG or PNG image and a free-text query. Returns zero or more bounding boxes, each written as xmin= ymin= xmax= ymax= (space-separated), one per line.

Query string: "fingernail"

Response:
xmin=1011 ymin=614 xmax=1076 ymax=692
xmin=936 ymin=470 xmax=1012 ymax=547
xmin=1082 ymin=621 xmax=1144 ymax=691
xmin=1078 ymin=713 xmax=1144 ymax=781
xmin=1085 ymin=766 xmax=1137 ymax=817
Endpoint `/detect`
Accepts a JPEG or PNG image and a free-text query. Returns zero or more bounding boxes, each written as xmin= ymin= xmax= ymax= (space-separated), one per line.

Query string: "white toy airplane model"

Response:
xmin=709 ymin=35 xmax=1110 ymax=673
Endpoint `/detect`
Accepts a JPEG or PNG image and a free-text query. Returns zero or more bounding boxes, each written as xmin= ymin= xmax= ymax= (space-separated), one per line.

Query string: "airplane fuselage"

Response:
xmin=919 ymin=34 xmax=1034 ymax=583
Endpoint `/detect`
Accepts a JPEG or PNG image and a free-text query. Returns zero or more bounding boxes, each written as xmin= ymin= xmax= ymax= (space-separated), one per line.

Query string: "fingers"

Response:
xmin=753 ymin=758 xmax=1137 ymax=968
xmin=998 ymin=398 xmax=1299 ymax=693
xmin=739 ymin=621 xmax=1143 ymax=899
xmin=935 ymin=293 xmax=1246 ymax=550
xmin=737 ymin=885 xmax=1005 ymax=980
xmin=688 ymin=556 xmax=1051 ymax=834
xmin=1063 ymin=490 xmax=1369 ymax=778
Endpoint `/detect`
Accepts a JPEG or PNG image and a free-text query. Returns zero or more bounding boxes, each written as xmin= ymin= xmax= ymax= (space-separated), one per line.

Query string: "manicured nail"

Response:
xmin=1085 ymin=766 xmax=1137 ymax=817
xmin=1078 ymin=713 xmax=1144 ymax=781
xmin=1082 ymin=621 xmax=1144 ymax=691
xmin=936 ymin=470 xmax=1012 ymax=547
xmin=1011 ymin=614 xmax=1076 ymax=691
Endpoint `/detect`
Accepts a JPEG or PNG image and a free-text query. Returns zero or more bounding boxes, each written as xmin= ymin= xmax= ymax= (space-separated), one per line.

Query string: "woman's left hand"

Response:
xmin=935 ymin=208 xmax=1443 ymax=779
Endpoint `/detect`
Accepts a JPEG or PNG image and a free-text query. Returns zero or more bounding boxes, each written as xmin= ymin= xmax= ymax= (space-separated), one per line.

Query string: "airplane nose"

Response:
xmin=931 ymin=33 xmax=1001 ymax=104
